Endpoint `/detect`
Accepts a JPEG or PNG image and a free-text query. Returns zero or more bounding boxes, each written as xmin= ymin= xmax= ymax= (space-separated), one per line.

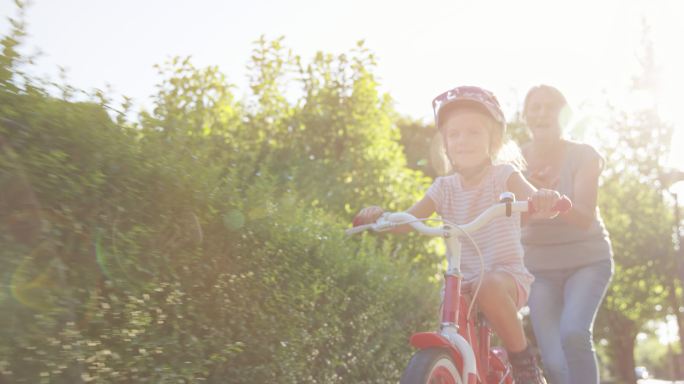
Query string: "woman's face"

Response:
xmin=441 ymin=111 xmax=492 ymax=169
xmin=524 ymin=89 xmax=565 ymax=143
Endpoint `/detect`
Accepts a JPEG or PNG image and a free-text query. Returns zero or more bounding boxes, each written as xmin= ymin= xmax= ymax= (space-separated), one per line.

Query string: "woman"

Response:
xmin=521 ymin=85 xmax=614 ymax=384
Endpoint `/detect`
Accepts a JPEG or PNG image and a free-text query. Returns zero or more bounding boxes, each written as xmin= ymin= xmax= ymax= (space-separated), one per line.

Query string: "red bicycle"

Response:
xmin=347 ymin=192 xmax=570 ymax=384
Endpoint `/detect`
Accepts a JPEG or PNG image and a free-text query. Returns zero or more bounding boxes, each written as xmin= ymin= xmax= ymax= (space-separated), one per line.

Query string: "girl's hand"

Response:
xmin=353 ymin=206 xmax=384 ymax=226
xmin=530 ymin=188 xmax=561 ymax=219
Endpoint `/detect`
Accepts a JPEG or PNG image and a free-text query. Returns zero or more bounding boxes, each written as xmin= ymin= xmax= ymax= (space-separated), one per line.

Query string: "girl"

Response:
xmin=354 ymin=86 xmax=556 ymax=384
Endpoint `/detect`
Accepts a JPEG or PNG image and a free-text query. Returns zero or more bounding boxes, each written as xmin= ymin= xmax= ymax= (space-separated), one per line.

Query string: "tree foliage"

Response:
xmin=0 ymin=10 xmax=440 ymax=382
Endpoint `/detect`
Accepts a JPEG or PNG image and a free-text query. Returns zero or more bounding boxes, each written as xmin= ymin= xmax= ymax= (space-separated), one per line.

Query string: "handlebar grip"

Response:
xmin=527 ymin=195 xmax=572 ymax=215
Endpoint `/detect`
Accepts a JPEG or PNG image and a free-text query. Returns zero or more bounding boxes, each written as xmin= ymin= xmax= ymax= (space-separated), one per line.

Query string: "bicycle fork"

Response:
xmin=409 ymin=228 xmax=478 ymax=383
xmin=442 ymin=230 xmax=478 ymax=383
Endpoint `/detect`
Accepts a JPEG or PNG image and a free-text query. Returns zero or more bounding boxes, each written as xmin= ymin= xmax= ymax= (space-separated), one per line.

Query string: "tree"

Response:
xmin=593 ymin=27 xmax=677 ymax=381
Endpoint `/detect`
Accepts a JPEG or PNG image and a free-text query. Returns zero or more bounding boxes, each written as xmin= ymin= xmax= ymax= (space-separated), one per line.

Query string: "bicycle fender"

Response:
xmin=410 ymin=332 xmax=477 ymax=384
xmin=410 ymin=332 xmax=453 ymax=349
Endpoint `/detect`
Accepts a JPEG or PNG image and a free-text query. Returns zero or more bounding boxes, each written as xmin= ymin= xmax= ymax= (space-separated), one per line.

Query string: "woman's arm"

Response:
xmin=558 ymin=150 xmax=602 ymax=229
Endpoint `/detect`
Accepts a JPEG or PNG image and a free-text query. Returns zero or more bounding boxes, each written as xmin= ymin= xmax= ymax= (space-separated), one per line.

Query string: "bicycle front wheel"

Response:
xmin=400 ymin=348 xmax=462 ymax=384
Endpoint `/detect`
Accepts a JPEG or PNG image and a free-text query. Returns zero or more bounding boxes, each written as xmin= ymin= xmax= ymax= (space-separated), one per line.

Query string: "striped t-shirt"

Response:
xmin=426 ymin=164 xmax=534 ymax=289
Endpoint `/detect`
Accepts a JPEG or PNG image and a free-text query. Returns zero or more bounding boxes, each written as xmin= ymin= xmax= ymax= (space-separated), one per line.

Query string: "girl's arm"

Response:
xmin=353 ymin=195 xmax=436 ymax=234
xmin=506 ymin=171 xmax=536 ymax=200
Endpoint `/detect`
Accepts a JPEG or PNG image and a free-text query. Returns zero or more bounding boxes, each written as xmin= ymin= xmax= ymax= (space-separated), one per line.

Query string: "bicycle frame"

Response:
xmin=388 ymin=201 xmax=527 ymax=384
xmin=347 ymin=194 xmax=570 ymax=383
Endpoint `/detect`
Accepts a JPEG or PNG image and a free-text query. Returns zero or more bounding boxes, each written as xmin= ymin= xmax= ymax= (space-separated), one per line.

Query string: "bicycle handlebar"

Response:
xmin=345 ymin=195 xmax=571 ymax=237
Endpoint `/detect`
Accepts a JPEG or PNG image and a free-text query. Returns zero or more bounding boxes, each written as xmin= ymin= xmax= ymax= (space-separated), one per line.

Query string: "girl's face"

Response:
xmin=524 ymin=89 xmax=565 ymax=143
xmin=441 ymin=111 xmax=493 ymax=169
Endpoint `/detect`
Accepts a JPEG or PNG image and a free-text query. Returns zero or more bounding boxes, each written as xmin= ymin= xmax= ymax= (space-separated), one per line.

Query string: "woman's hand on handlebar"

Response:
xmin=353 ymin=206 xmax=385 ymax=227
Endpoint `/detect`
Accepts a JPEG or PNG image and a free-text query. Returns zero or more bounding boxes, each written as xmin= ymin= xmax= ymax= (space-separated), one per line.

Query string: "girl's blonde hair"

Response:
xmin=430 ymin=133 xmax=526 ymax=176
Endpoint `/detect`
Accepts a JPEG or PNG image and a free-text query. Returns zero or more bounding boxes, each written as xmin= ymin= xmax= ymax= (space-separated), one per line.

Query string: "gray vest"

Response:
xmin=522 ymin=141 xmax=613 ymax=271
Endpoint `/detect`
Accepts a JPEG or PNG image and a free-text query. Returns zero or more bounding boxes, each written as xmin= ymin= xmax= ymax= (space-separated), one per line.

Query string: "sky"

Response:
xmin=0 ymin=0 xmax=682 ymax=185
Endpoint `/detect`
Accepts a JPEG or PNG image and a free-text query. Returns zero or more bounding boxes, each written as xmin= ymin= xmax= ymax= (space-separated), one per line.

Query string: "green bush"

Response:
xmin=0 ymin=17 xmax=441 ymax=383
